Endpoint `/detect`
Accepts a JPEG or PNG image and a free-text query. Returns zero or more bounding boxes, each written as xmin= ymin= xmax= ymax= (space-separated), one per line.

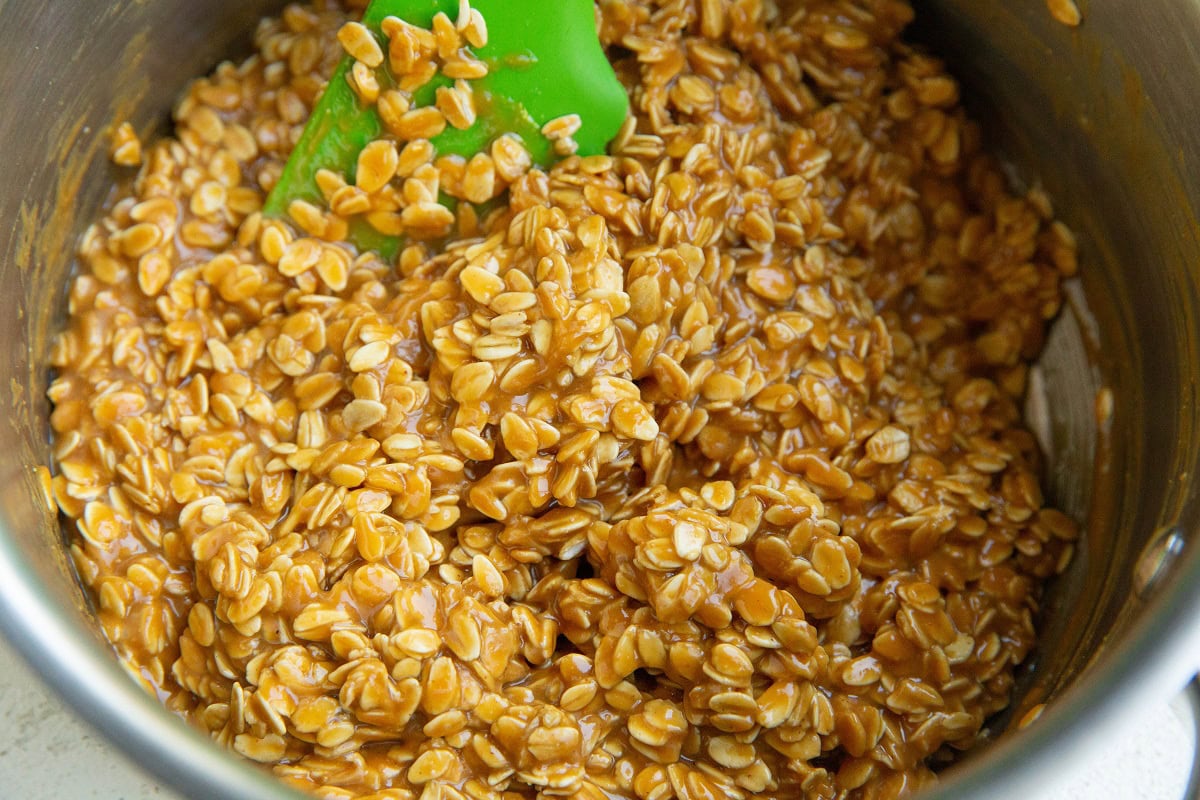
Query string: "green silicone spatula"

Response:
xmin=263 ymin=0 xmax=628 ymax=259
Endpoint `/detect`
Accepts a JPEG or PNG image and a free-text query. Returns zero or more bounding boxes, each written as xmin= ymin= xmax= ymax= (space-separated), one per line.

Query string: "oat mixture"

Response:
xmin=46 ymin=1 xmax=1080 ymax=798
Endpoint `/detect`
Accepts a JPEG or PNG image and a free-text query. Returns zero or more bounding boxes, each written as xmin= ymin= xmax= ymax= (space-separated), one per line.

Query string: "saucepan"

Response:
xmin=0 ymin=0 xmax=1196 ymax=798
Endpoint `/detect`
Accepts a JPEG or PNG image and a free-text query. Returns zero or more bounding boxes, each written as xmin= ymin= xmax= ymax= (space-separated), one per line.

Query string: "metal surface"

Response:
xmin=3 ymin=630 xmax=1196 ymax=800
xmin=0 ymin=1 xmax=1196 ymax=799
xmin=0 ymin=2 xmax=303 ymax=797
xmin=907 ymin=2 xmax=1200 ymax=794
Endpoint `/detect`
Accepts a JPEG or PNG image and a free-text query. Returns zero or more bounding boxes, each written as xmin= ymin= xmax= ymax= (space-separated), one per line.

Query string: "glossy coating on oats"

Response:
xmin=47 ymin=1 xmax=1079 ymax=799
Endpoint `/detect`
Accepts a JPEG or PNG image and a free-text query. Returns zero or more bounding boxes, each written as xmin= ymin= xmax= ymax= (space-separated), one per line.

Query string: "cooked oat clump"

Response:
xmin=47 ymin=1 xmax=1080 ymax=799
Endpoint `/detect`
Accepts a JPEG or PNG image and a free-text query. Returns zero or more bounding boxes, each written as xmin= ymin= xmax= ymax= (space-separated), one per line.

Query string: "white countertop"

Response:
xmin=0 ymin=633 xmax=1192 ymax=799
xmin=0 ymin=633 xmax=180 ymax=799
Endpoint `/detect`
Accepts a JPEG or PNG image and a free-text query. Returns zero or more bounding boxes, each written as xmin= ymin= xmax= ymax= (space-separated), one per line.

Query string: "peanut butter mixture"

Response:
xmin=48 ymin=1 xmax=1079 ymax=799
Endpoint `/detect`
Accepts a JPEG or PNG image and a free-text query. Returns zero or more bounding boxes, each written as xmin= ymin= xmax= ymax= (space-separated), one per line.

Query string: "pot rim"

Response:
xmin=926 ymin=539 xmax=1200 ymax=799
xmin=0 ymin=533 xmax=302 ymax=799
xmin=0 ymin=517 xmax=1197 ymax=799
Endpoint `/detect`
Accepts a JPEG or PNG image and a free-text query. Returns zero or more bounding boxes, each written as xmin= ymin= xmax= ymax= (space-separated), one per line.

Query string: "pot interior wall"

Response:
xmin=909 ymin=0 xmax=1200 ymax=731
xmin=0 ymin=1 xmax=1197 ymax=798
xmin=0 ymin=2 xmax=303 ymax=797
xmin=0 ymin=0 xmax=284 ymax=617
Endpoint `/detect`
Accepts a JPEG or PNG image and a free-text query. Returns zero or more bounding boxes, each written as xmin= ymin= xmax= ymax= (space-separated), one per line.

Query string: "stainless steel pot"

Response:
xmin=0 ymin=1 xmax=1197 ymax=797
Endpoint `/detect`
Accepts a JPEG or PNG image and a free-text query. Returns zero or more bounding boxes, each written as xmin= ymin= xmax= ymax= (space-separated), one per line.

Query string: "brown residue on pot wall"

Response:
xmin=14 ymin=18 xmax=155 ymax=610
